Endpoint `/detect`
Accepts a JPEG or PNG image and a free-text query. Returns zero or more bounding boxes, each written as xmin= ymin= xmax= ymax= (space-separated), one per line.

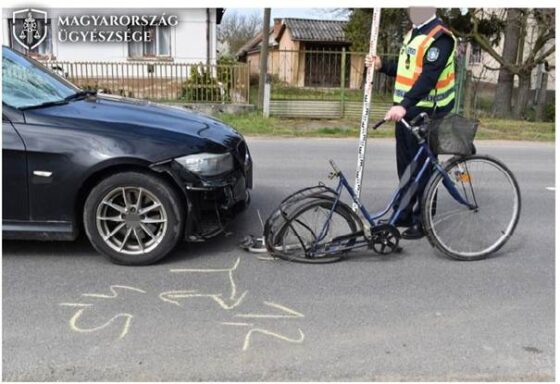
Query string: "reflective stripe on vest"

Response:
xmin=393 ymin=24 xmax=456 ymax=109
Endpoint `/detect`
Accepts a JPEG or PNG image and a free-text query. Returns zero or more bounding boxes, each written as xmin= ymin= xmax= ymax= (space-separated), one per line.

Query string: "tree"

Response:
xmin=445 ymin=8 xmax=555 ymax=119
xmin=494 ymin=9 xmax=522 ymax=117
xmin=217 ymin=11 xmax=262 ymax=56
xmin=344 ymin=8 xmax=408 ymax=55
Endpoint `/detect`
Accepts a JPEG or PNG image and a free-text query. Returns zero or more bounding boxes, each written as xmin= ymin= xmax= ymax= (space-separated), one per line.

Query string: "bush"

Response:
xmin=180 ymin=58 xmax=239 ymax=103
xmin=181 ymin=63 xmax=227 ymax=103
xmin=544 ymin=102 xmax=555 ymax=122
xmin=525 ymin=102 xmax=555 ymax=122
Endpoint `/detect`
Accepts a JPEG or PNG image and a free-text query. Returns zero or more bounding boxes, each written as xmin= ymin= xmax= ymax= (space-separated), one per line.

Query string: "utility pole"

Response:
xmin=258 ymin=8 xmax=271 ymax=110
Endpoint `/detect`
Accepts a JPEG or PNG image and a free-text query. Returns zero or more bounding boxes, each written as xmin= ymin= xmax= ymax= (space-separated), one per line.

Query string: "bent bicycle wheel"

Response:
xmin=422 ymin=155 xmax=521 ymax=260
xmin=267 ymin=199 xmax=360 ymax=263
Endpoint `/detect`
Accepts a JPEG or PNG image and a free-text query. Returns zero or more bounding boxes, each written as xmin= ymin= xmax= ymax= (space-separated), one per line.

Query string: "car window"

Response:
xmin=2 ymin=47 xmax=78 ymax=109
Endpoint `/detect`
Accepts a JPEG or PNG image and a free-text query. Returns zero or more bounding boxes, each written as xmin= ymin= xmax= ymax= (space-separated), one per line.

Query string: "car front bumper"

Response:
xmin=151 ymin=140 xmax=252 ymax=241
xmin=182 ymin=166 xmax=252 ymax=241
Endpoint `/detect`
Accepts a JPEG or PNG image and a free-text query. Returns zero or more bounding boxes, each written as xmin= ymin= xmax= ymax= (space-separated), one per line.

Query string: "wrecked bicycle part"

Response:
xmin=264 ymin=189 xmax=362 ymax=263
xmin=263 ymin=113 xmax=521 ymax=263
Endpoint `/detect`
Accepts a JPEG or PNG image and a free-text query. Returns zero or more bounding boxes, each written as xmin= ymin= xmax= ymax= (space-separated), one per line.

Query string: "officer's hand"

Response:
xmin=365 ymin=54 xmax=382 ymax=71
xmin=384 ymin=106 xmax=407 ymax=122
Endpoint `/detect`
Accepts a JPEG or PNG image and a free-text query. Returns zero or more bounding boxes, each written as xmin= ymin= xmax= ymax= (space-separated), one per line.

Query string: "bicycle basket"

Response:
xmin=428 ymin=114 xmax=478 ymax=156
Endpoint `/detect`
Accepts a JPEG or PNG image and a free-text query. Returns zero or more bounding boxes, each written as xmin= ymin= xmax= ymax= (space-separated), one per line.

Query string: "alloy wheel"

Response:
xmin=96 ymin=186 xmax=168 ymax=255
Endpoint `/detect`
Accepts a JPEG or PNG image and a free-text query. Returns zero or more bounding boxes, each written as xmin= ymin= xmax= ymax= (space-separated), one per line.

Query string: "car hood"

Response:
xmin=23 ymin=94 xmax=244 ymax=158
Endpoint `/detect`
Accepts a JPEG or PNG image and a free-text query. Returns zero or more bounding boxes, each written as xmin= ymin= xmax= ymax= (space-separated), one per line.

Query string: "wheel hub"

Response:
xmin=124 ymin=212 xmax=142 ymax=227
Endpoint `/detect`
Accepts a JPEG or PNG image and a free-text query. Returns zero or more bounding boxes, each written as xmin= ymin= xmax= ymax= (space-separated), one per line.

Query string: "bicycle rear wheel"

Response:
xmin=267 ymin=200 xmax=360 ymax=263
xmin=422 ymin=155 xmax=521 ymax=260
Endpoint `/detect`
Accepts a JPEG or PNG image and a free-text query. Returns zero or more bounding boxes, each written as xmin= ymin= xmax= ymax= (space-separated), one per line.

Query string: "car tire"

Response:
xmin=83 ymin=171 xmax=185 ymax=265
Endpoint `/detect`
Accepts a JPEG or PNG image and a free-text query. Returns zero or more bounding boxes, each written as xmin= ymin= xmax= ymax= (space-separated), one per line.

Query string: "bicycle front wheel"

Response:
xmin=422 ymin=155 xmax=521 ymax=260
xmin=267 ymin=200 xmax=360 ymax=263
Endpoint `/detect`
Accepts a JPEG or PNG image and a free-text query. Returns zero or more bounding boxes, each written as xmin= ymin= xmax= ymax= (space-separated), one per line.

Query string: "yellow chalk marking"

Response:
xmin=235 ymin=301 xmax=305 ymax=319
xmin=59 ymin=303 xmax=93 ymax=308
xmin=69 ymin=308 xmax=133 ymax=340
xmin=158 ymin=290 xmax=198 ymax=306
xmin=220 ymin=322 xmax=254 ymax=327
xmin=81 ymin=285 xmax=146 ymax=299
xmin=170 ymin=257 xmax=240 ymax=274
xmin=166 ymin=257 xmax=245 ymax=307
xmin=242 ymin=328 xmax=305 ymax=351
xmin=228 ymin=257 xmax=240 ymax=300
xmin=161 ymin=291 xmax=248 ymax=310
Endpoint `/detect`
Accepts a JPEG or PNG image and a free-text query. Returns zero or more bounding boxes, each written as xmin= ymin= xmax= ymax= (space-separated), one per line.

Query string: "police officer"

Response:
xmin=366 ymin=7 xmax=456 ymax=239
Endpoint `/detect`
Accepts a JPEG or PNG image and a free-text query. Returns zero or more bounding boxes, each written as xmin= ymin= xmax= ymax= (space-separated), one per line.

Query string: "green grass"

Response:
xmin=477 ymin=118 xmax=555 ymax=141
xmin=217 ymin=112 xmax=555 ymax=141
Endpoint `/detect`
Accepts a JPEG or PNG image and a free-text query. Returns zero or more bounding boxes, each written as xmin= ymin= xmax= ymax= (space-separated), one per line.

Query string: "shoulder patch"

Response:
xmin=426 ymin=47 xmax=440 ymax=62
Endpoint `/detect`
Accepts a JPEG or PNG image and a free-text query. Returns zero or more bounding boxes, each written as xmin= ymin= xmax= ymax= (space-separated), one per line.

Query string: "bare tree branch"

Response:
xmin=217 ymin=11 xmax=262 ymax=55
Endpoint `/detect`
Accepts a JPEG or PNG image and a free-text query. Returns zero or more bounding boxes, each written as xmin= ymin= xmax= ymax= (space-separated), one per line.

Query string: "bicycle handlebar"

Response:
xmin=329 ymin=159 xmax=341 ymax=174
xmin=371 ymin=112 xmax=429 ymax=131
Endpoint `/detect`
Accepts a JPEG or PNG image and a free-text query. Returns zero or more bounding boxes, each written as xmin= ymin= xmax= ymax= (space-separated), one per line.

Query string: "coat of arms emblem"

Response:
xmin=12 ymin=9 xmax=48 ymax=50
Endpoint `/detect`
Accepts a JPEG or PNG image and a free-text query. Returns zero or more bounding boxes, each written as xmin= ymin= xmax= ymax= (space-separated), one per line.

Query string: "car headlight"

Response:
xmin=175 ymin=152 xmax=234 ymax=176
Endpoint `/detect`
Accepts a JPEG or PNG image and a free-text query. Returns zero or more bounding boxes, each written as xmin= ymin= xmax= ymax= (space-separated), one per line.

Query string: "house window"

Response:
xmin=469 ymin=42 xmax=482 ymax=64
xmin=8 ymin=18 xmax=53 ymax=58
xmin=128 ymin=26 xmax=171 ymax=58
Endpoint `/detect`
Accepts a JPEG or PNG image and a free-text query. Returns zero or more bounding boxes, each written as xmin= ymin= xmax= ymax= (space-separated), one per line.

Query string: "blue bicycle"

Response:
xmin=264 ymin=113 xmax=521 ymax=263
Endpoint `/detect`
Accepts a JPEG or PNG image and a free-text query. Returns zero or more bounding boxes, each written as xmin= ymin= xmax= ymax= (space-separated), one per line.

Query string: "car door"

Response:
xmin=2 ymin=113 xmax=29 ymax=221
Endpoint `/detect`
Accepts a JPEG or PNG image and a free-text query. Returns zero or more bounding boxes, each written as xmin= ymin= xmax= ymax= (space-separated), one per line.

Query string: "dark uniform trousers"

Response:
xmin=394 ymin=105 xmax=451 ymax=225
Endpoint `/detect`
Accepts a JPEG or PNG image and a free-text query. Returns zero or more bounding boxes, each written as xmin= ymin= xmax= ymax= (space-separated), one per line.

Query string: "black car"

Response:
xmin=2 ymin=46 xmax=252 ymax=265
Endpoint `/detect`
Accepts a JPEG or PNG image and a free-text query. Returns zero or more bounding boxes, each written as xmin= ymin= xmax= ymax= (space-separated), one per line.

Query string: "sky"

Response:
xmin=228 ymin=8 xmax=350 ymax=21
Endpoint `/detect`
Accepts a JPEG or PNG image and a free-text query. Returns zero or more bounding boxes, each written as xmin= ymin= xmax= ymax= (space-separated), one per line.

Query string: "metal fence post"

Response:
xmin=246 ymin=65 xmax=250 ymax=104
xmin=340 ymin=47 xmax=346 ymax=118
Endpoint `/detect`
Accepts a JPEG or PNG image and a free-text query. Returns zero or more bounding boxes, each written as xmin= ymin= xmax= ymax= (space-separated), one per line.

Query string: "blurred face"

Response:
xmin=408 ymin=7 xmax=436 ymax=25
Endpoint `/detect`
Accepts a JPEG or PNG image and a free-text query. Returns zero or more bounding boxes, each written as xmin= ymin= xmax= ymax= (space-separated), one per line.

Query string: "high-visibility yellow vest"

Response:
xmin=393 ymin=24 xmax=456 ymax=109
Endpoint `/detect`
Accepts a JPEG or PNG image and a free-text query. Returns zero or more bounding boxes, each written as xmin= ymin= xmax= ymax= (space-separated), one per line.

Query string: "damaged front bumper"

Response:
xmin=151 ymin=149 xmax=253 ymax=242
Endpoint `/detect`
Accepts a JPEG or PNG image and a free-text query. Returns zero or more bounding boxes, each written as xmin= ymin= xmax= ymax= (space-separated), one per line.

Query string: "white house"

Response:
xmin=464 ymin=9 xmax=555 ymax=92
xmin=2 ymin=8 xmax=225 ymax=64
xmin=1 ymin=8 xmax=248 ymax=103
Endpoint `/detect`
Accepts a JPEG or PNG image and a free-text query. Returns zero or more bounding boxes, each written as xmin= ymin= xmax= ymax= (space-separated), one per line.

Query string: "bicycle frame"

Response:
xmin=314 ymin=123 xmax=477 ymax=249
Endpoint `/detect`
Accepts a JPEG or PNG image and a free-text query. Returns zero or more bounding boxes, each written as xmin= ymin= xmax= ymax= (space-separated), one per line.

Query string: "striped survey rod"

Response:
xmin=353 ymin=8 xmax=381 ymax=212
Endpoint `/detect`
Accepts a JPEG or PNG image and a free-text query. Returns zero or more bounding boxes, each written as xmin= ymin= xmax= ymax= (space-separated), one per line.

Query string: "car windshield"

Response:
xmin=2 ymin=46 xmax=80 ymax=109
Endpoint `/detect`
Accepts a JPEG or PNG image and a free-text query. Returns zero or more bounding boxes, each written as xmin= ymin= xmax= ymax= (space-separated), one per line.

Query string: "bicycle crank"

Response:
xmin=370 ymin=224 xmax=400 ymax=255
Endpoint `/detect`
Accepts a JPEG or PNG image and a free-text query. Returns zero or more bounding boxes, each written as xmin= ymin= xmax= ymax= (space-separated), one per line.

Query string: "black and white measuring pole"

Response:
xmin=353 ymin=8 xmax=381 ymax=212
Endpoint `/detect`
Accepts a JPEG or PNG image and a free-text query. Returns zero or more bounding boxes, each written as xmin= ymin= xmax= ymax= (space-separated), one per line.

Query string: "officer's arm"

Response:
xmin=400 ymin=35 xmax=454 ymax=110
xmin=379 ymin=58 xmax=398 ymax=77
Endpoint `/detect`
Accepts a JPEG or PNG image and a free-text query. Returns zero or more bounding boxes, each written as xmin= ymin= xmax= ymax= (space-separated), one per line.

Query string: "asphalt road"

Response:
xmin=2 ymin=138 xmax=555 ymax=381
